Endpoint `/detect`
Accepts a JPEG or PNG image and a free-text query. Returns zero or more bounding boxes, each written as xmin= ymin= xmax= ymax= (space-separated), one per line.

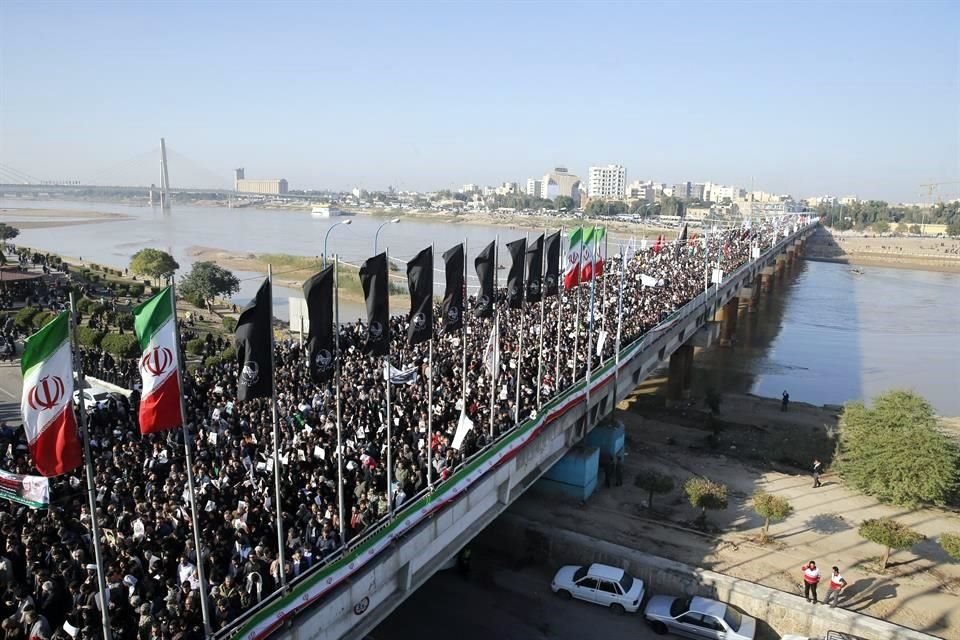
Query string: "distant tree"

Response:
xmin=872 ymin=220 xmax=890 ymax=234
xmin=555 ymin=195 xmax=575 ymax=211
xmin=684 ymin=477 xmax=728 ymax=527
xmin=179 ymin=261 xmax=240 ymax=309
xmin=584 ymin=200 xmax=606 ymax=217
xmin=909 ymin=224 xmax=922 ymax=235
xmin=607 ymin=201 xmax=628 ymax=216
xmin=752 ymin=491 xmax=794 ymax=542
xmin=895 ymin=222 xmax=908 ymax=234
xmin=940 ymin=534 xmax=960 ymax=561
xmin=0 ymin=223 xmax=19 ymax=248
xmin=947 ymin=221 xmax=960 ymax=237
xmin=858 ymin=518 xmax=923 ymax=570
xmin=129 ymin=248 xmax=180 ymax=281
xmin=837 ymin=390 xmax=959 ymax=506
xmin=634 ymin=470 xmax=675 ymax=510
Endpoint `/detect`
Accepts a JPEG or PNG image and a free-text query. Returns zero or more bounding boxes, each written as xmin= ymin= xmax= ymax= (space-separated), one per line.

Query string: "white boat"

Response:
xmin=311 ymin=206 xmax=343 ymax=218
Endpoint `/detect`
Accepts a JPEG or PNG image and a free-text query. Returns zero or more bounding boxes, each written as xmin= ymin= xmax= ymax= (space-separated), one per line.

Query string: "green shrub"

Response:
xmin=14 ymin=306 xmax=39 ymax=330
xmin=31 ymin=311 xmax=54 ymax=329
xmin=220 ymin=346 xmax=236 ymax=362
xmin=186 ymin=338 xmax=205 ymax=356
xmin=183 ymin=290 xmax=205 ymax=308
xmin=222 ymin=316 xmax=238 ymax=332
xmin=940 ymin=533 xmax=960 ymax=561
xmin=75 ymin=326 xmax=105 ymax=348
xmin=203 ymin=354 xmax=223 ymax=368
xmin=128 ymin=283 xmax=145 ymax=297
xmin=76 ymin=298 xmax=96 ymax=314
xmin=117 ymin=315 xmax=134 ymax=331
xmin=100 ymin=334 xmax=140 ymax=358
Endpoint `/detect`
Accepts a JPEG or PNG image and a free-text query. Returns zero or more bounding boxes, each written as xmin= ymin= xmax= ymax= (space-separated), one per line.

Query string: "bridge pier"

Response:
xmin=738 ymin=282 xmax=757 ymax=313
xmin=718 ymin=298 xmax=739 ymax=347
xmin=760 ymin=266 xmax=775 ymax=294
xmin=666 ymin=343 xmax=694 ymax=406
xmin=775 ymin=254 xmax=787 ymax=280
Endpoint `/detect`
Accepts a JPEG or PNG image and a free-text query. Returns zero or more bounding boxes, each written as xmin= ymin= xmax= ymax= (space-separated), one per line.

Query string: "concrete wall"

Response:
xmin=482 ymin=514 xmax=938 ymax=640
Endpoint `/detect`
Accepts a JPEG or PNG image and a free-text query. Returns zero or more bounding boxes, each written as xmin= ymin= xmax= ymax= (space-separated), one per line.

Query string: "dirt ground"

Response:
xmin=512 ymin=392 xmax=960 ymax=638
xmin=805 ymin=228 xmax=960 ymax=273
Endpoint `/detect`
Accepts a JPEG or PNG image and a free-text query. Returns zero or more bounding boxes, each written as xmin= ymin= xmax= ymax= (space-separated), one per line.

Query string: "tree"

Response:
xmin=684 ymin=477 xmax=728 ymax=527
xmin=129 ymin=248 xmax=180 ymax=281
xmin=872 ymin=220 xmax=890 ymax=234
xmin=909 ymin=224 xmax=922 ymax=235
xmin=837 ymin=390 xmax=960 ymax=507
xmin=584 ymin=200 xmax=606 ymax=217
xmin=555 ymin=195 xmax=575 ymax=211
xmin=179 ymin=261 xmax=240 ymax=308
xmin=752 ymin=491 xmax=793 ymax=542
xmin=947 ymin=221 xmax=960 ymax=237
xmin=940 ymin=534 xmax=960 ymax=561
xmin=634 ymin=470 xmax=675 ymax=510
xmin=858 ymin=518 xmax=923 ymax=570
xmin=895 ymin=222 xmax=908 ymax=234
xmin=0 ymin=223 xmax=19 ymax=248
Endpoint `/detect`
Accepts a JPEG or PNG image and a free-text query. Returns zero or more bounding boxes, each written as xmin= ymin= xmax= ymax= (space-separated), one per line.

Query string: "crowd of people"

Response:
xmin=0 ymin=223 xmax=792 ymax=639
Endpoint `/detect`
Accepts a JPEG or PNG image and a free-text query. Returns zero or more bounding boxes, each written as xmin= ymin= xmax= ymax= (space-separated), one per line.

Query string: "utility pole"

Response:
xmin=160 ymin=137 xmax=171 ymax=211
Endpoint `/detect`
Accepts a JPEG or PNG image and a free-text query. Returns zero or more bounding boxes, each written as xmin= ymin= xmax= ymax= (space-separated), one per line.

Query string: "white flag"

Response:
xmin=640 ymin=274 xmax=658 ymax=288
xmin=596 ymin=330 xmax=608 ymax=356
xmin=452 ymin=410 xmax=474 ymax=450
xmin=483 ymin=319 xmax=499 ymax=379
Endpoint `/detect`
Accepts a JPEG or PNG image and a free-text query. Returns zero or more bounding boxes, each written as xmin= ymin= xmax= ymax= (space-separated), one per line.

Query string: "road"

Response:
xmin=371 ymin=557 xmax=662 ymax=640
xmin=0 ymin=358 xmax=23 ymax=425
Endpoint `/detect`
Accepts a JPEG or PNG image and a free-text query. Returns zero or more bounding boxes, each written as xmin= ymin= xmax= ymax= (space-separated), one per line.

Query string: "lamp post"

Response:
xmin=374 ymin=218 xmax=400 ymax=254
xmin=323 ymin=219 xmax=352 ymax=267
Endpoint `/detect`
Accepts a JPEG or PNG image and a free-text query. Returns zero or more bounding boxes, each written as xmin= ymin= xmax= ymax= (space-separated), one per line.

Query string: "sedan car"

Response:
xmin=644 ymin=595 xmax=756 ymax=639
xmin=551 ymin=563 xmax=646 ymax=613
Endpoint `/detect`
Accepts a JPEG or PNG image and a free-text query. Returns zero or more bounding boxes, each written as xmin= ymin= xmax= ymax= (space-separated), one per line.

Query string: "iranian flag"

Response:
xmin=579 ymin=226 xmax=595 ymax=283
xmin=563 ymin=226 xmax=584 ymax=290
xmin=133 ymin=287 xmax=184 ymax=434
xmin=592 ymin=227 xmax=606 ymax=278
xmin=20 ymin=312 xmax=83 ymax=477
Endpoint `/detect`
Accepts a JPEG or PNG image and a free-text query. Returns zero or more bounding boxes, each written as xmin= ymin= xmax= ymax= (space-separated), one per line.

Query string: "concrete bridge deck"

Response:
xmin=221 ymin=224 xmax=816 ymax=640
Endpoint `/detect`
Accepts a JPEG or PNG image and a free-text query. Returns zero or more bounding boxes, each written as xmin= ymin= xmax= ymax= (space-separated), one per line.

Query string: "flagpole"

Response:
xmin=169 ymin=282 xmax=213 ymax=637
xmin=489 ymin=235 xmax=498 ymax=443
xmin=536 ymin=231 xmax=546 ymax=410
xmin=427 ymin=243 xmax=435 ymax=491
xmin=514 ymin=234 xmax=526 ymax=426
xmin=613 ymin=244 xmax=626 ymax=395
xmin=461 ymin=237 xmax=468 ymax=412
xmin=600 ymin=228 xmax=608 ymax=334
xmin=334 ymin=255 xmax=346 ymax=545
xmin=573 ymin=242 xmax=581 ymax=383
xmin=585 ymin=227 xmax=597 ymax=431
xmin=68 ymin=293 xmax=113 ymax=640
xmin=267 ymin=264 xmax=287 ymax=588
xmin=385 ymin=247 xmax=394 ymax=517
xmin=555 ymin=227 xmax=563 ymax=394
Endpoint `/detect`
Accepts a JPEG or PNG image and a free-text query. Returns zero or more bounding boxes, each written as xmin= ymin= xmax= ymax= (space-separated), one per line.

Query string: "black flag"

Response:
xmin=474 ymin=241 xmax=495 ymax=318
xmin=525 ymin=234 xmax=544 ymax=303
xmin=360 ymin=252 xmax=390 ymax=356
xmin=676 ymin=224 xmax=688 ymax=258
xmin=442 ymin=243 xmax=464 ymax=333
xmin=406 ymin=246 xmax=433 ymax=345
xmin=303 ymin=265 xmax=335 ymax=383
xmin=506 ymin=238 xmax=526 ymax=309
xmin=235 ymin=278 xmax=273 ymax=401
xmin=544 ymin=231 xmax=560 ymax=297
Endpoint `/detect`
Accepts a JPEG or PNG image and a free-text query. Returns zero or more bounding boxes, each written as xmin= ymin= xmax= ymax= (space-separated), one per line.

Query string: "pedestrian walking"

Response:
xmin=801 ymin=560 xmax=821 ymax=603
xmin=812 ymin=458 xmax=823 ymax=488
xmin=781 ymin=390 xmax=790 ymax=412
xmin=825 ymin=566 xmax=847 ymax=608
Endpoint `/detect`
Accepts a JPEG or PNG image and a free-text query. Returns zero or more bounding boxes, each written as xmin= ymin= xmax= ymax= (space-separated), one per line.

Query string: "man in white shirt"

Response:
xmin=825 ymin=566 xmax=848 ymax=608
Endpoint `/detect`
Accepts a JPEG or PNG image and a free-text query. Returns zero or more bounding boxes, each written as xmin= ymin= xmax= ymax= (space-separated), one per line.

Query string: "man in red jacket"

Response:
xmin=801 ymin=560 xmax=821 ymax=603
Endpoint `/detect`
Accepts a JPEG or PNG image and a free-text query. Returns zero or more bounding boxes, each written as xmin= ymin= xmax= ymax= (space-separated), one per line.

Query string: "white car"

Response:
xmin=73 ymin=389 xmax=110 ymax=411
xmin=550 ymin=563 xmax=646 ymax=613
xmin=644 ymin=595 xmax=756 ymax=639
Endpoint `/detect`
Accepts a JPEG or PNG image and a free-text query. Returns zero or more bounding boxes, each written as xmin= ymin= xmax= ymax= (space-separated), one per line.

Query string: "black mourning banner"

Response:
xmin=442 ymin=243 xmax=464 ymax=333
xmin=474 ymin=241 xmax=495 ymax=318
xmin=525 ymin=234 xmax=544 ymax=303
xmin=406 ymin=246 xmax=434 ymax=345
xmin=544 ymin=231 xmax=560 ymax=297
xmin=506 ymin=238 xmax=526 ymax=309
xmin=303 ymin=265 xmax=335 ymax=383
xmin=235 ymin=277 xmax=274 ymax=401
xmin=676 ymin=223 xmax=688 ymax=258
xmin=360 ymin=252 xmax=390 ymax=355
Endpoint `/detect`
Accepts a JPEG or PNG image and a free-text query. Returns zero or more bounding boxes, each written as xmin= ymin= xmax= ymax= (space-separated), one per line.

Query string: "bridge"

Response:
xmin=217 ymin=223 xmax=816 ymax=640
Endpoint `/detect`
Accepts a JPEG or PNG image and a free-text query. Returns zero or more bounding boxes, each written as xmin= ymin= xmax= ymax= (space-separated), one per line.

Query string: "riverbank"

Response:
xmin=0 ymin=207 xmax=132 ymax=228
xmin=804 ymin=228 xmax=960 ymax=273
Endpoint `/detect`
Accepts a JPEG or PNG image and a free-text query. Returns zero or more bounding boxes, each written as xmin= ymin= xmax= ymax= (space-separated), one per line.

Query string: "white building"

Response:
xmin=461 ymin=184 xmax=479 ymax=194
xmin=588 ymin=164 xmax=627 ymax=199
xmin=626 ymin=180 xmax=655 ymax=202
xmin=496 ymin=182 xmax=519 ymax=196
xmin=703 ymin=182 xmax=745 ymax=203
xmin=526 ymin=178 xmax=542 ymax=197
xmin=542 ymin=167 xmax=582 ymax=205
xmin=840 ymin=196 xmax=860 ymax=206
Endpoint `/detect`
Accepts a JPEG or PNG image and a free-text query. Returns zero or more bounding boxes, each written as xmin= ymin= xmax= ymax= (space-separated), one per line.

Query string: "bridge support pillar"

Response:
xmin=666 ymin=344 xmax=694 ymax=407
xmin=719 ymin=299 xmax=739 ymax=346
xmin=738 ymin=285 xmax=756 ymax=313
xmin=760 ymin=266 xmax=774 ymax=294
xmin=775 ymin=255 xmax=787 ymax=280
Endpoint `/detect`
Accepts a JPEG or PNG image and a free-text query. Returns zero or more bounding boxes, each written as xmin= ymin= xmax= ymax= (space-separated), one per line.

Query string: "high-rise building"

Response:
xmin=526 ymin=178 xmax=542 ymax=197
xmin=588 ymin=164 xmax=627 ymax=199
xmin=672 ymin=182 xmax=692 ymax=200
xmin=542 ymin=167 xmax=582 ymax=205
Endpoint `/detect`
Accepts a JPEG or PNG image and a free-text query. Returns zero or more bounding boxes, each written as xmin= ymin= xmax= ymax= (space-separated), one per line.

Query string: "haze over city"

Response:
xmin=0 ymin=1 xmax=958 ymax=201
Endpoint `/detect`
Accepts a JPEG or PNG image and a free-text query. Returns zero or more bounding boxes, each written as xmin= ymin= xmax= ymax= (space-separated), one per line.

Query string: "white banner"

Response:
xmin=451 ymin=411 xmax=474 ymax=450
xmin=711 ymin=268 xmax=724 ymax=285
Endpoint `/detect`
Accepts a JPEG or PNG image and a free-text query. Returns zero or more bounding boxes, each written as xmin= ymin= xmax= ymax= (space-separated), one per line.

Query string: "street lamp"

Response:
xmin=374 ymin=218 xmax=400 ymax=254
xmin=323 ymin=219 xmax=352 ymax=267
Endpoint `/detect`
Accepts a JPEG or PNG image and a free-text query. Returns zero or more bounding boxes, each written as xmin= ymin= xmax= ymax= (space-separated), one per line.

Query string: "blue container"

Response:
xmin=543 ymin=446 xmax=600 ymax=487
xmin=585 ymin=422 xmax=625 ymax=461
xmin=535 ymin=475 xmax=598 ymax=502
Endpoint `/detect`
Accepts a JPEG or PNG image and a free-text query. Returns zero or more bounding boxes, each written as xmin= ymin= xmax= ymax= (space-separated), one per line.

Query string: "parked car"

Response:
xmin=73 ymin=389 xmax=110 ymax=411
xmin=550 ymin=563 xmax=646 ymax=613
xmin=644 ymin=595 xmax=756 ymax=639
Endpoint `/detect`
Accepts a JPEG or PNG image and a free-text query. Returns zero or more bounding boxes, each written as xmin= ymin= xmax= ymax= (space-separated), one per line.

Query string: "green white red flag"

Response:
xmin=592 ymin=227 xmax=606 ymax=278
xmin=20 ymin=311 xmax=83 ymax=477
xmin=578 ymin=226 xmax=596 ymax=283
xmin=563 ymin=227 xmax=583 ymax=290
xmin=133 ymin=287 xmax=184 ymax=434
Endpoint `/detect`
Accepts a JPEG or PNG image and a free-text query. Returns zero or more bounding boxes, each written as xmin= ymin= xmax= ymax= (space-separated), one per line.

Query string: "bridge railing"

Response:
xmin=217 ymin=223 xmax=815 ymax=640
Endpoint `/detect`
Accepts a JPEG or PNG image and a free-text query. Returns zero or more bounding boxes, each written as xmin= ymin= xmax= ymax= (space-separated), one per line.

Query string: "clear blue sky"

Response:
xmin=1 ymin=1 xmax=957 ymax=202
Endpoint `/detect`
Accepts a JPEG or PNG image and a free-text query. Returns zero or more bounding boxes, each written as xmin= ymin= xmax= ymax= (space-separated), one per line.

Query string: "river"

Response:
xmin=3 ymin=199 xmax=958 ymax=415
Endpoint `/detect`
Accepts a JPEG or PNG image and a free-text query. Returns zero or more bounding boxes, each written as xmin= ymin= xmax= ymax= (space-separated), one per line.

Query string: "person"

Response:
xmin=801 ymin=560 xmax=820 ymax=603
xmin=812 ymin=458 xmax=823 ymax=488
xmin=825 ymin=566 xmax=847 ymax=608
xmin=781 ymin=390 xmax=790 ymax=412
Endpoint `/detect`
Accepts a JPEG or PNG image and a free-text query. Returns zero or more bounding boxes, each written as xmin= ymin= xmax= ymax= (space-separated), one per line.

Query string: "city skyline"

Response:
xmin=0 ymin=1 xmax=957 ymax=203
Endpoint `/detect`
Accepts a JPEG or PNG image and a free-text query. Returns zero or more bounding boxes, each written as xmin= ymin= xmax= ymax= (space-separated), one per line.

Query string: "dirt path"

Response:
xmin=513 ymin=393 xmax=960 ymax=638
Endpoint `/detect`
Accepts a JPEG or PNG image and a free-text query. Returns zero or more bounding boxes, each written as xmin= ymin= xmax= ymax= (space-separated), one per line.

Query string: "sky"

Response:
xmin=1 ymin=1 xmax=957 ymax=203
